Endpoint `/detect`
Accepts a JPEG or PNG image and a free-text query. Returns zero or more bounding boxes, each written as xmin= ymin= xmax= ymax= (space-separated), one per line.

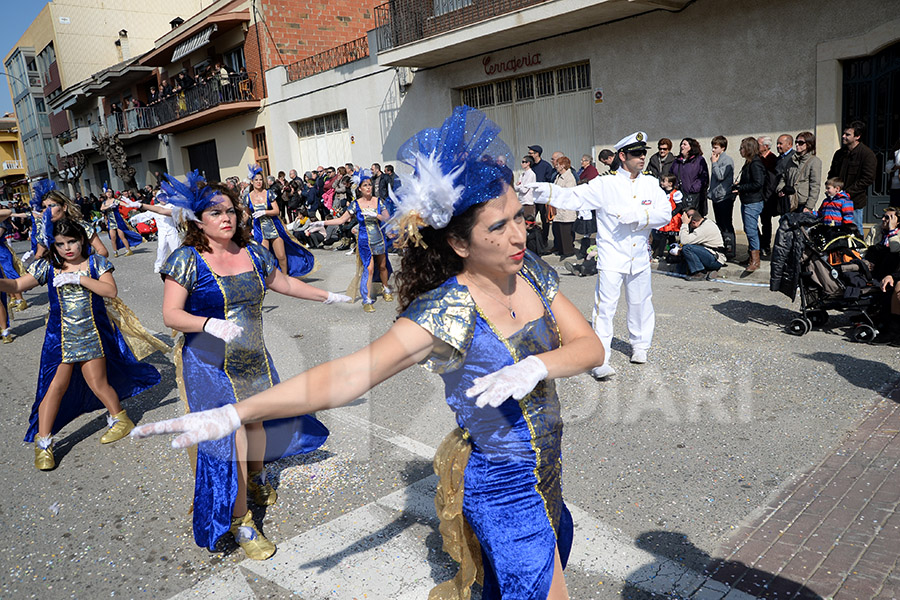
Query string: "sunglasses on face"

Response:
xmin=628 ymin=150 xmax=648 ymax=158
xmin=795 ymin=140 xmax=806 ymax=145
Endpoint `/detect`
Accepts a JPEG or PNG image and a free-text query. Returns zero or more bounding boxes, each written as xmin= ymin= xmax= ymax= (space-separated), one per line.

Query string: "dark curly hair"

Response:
xmin=181 ymin=183 xmax=250 ymax=252
xmin=49 ymin=218 xmax=90 ymax=269
xmin=396 ymin=202 xmax=485 ymax=312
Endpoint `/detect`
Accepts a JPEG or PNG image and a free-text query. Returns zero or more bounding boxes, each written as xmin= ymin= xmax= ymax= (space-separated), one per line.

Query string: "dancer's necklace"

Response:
xmin=465 ymin=275 xmax=517 ymax=320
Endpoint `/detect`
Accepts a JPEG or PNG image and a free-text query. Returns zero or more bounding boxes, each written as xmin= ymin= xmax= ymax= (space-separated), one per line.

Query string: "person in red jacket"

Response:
xmin=650 ymin=173 xmax=683 ymax=258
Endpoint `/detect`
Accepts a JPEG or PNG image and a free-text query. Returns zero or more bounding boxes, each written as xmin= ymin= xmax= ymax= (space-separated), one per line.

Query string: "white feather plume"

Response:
xmin=391 ymin=150 xmax=465 ymax=230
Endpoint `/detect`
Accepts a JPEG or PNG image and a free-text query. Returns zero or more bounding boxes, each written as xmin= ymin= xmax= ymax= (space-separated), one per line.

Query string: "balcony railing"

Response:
xmin=103 ymin=73 xmax=259 ymax=135
xmin=285 ymin=36 xmax=369 ymax=83
xmin=2 ymin=160 xmax=23 ymax=171
xmin=374 ymin=0 xmax=550 ymax=50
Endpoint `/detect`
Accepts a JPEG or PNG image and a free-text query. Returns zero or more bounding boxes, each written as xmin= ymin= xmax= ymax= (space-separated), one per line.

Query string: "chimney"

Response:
xmin=118 ymin=30 xmax=131 ymax=60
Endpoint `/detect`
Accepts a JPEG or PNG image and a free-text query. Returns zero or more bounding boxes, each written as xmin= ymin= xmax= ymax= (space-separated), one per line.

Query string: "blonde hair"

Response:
xmin=44 ymin=190 xmax=83 ymax=221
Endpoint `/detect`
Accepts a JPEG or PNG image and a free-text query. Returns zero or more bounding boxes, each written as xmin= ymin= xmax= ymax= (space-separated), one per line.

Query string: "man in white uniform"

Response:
xmin=137 ymin=191 xmax=182 ymax=273
xmin=528 ymin=132 xmax=671 ymax=378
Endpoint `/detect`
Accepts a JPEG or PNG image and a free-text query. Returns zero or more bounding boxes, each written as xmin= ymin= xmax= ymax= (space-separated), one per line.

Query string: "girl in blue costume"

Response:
xmin=245 ymin=164 xmax=316 ymax=277
xmin=312 ymin=177 xmax=394 ymax=312
xmin=100 ymin=189 xmax=142 ymax=257
xmin=134 ymin=107 xmax=605 ymax=598
xmin=155 ymin=173 xmax=349 ymax=560
xmin=0 ymin=219 xmax=164 ymax=471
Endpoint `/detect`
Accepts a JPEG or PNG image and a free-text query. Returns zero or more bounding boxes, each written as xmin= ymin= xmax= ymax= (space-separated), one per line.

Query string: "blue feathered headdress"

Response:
xmin=32 ymin=179 xmax=57 ymax=210
xmin=42 ymin=207 xmax=55 ymax=248
xmin=389 ymin=105 xmax=513 ymax=247
xmin=248 ymin=164 xmax=263 ymax=180
xmin=159 ymin=170 xmax=220 ymax=223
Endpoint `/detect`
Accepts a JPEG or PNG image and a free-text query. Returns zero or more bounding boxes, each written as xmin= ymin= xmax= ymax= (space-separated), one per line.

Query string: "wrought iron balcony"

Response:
xmin=285 ymin=36 xmax=369 ymax=83
xmin=374 ymin=0 xmax=550 ymax=50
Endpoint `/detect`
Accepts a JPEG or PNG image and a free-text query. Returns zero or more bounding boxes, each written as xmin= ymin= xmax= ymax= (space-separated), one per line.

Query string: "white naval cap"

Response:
xmin=614 ymin=131 xmax=650 ymax=153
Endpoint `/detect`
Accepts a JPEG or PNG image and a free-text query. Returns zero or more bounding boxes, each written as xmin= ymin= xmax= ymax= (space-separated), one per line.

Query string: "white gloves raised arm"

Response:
xmin=465 ymin=355 xmax=549 ymax=408
xmin=203 ymin=318 xmax=243 ymax=343
xmin=324 ymin=292 xmax=352 ymax=304
xmin=53 ymin=272 xmax=82 ymax=287
xmin=523 ymin=182 xmax=553 ymax=204
xmin=130 ymin=404 xmax=242 ymax=448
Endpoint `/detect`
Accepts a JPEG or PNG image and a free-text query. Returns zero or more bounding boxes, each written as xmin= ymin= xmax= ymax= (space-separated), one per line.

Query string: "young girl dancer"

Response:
xmin=134 ymin=107 xmax=605 ymax=598
xmin=100 ymin=190 xmax=142 ymax=257
xmin=0 ymin=219 xmax=163 ymax=470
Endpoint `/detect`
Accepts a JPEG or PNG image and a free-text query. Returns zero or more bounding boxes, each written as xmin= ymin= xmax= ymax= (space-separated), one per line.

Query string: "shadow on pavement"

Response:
xmin=622 ymin=530 xmax=823 ymax=599
xmin=712 ymin=299 xmax=798 ymax=327
xmin=799 ymin=351 xmax=900 ymax=396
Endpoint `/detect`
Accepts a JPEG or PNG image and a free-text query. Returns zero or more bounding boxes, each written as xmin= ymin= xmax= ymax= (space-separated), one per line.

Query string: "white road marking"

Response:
xmin=168 ymin=416 xmax=757 ymax=599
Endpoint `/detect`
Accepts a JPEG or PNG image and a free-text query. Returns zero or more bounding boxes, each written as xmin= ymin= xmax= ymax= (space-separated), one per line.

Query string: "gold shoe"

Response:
xmin=100 ymin=410 xmax=134 ymax=444
xmin=248 ymin=470 xmax=277 ymax=506
xmin=16 ymin=299 xmax=28 ymax=311
xmin=34 ymin=438 xmax=55 ymax=470
xmin=124 ymin=249 xmax=133 ymax=256
xmin=363 ymin=302 xmax=375 ymax=313
xmin=382 ymin=291 xmax=394 ymax=302
xmin=1 ymin=333 xmax=13 ymax=344
xmin=114 ymin=251 xmax=119 ymax=258
xmin=230 ymin=510 xmax=276 ymax=560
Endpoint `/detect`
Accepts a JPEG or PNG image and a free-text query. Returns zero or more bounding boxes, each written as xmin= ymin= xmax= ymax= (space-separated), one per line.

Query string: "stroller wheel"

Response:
xmin=787 ymin=317 xmax=812 ymax=336
xmin=807 ymin=310 xmax=828 ymax=327
xmin=852 ymin=324 xmax=877 ymax=343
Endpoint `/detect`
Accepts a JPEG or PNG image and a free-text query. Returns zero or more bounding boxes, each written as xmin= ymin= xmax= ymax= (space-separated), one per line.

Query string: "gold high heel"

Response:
xmin=382 ymin=290 xmax=394 ymax=302
xmin=100 ymin=410 xmax=134 ymax=444
xmin=230 ymin=510 xmax=276 ymax=560
xmin=363 ymin=302 xmax=375 ymax=313
xmin=1 ymin=333 xmax=13 ymax=344
xmin=124 ymin=249 xmax=133 ymax=256
xmin=248 ymin=470 xmax=277 ymax=506
xmin=34 ymin=437 xmax=55 ymax=470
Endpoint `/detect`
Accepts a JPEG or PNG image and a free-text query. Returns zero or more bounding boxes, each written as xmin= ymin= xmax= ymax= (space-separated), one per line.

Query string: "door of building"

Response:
xmin=187 ymin=140 xmax=221 ymax=183
xmin=842 ymin=40 xmax=900 ymax=220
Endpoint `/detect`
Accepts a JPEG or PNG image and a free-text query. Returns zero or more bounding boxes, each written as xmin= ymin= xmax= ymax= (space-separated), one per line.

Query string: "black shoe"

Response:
xmin=562 ymin=261 xmax=583 ymax=276
xmin=760 ymin=247 xmax=771 ymax=259
xmin=685 ymin=272 xmax=707 ymax=281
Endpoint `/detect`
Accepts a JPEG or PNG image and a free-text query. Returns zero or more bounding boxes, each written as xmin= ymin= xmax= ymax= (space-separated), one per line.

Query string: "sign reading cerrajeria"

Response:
xmin=482 ymin=53 xmax=542 ymax=76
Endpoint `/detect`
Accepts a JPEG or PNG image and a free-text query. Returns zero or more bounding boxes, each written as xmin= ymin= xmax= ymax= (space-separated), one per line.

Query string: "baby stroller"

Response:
xmin=770 ymin=214 xmax=879 ymax=341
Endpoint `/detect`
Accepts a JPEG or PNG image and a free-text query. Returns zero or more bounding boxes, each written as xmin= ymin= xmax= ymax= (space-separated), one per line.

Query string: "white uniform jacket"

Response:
xmin=546 ymin=169 xmax=671 ymax=274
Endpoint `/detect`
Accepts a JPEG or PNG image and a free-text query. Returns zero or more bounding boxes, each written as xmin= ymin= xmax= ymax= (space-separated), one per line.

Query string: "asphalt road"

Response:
xmin=1 ymin=238 xmax=896 ymax=599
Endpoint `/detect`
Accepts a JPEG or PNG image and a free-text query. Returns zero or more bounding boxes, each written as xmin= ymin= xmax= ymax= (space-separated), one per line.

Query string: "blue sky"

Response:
xmin=0 ymin=3 xmax=50 ymax=116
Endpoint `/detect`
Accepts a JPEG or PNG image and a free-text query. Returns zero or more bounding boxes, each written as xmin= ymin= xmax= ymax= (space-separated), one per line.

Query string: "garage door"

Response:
xmin=461 ymin=63 xmax=594 ymax=176
xmin=296 ymin=111 xmax=352 ymax=170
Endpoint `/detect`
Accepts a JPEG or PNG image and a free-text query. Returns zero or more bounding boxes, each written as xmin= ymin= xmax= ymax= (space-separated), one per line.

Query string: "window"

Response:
xmin=37 ymin=42 xmax=55 ymax=87
xmin=462 ymin=62 xmax=591 ymax=108
xmin=224 ymin=46 xmax=245 ymax=74
xmin=296 ymin=110 xmax=350 ymax=139
xmin=433 ymin=0 xmax=473 ymax=17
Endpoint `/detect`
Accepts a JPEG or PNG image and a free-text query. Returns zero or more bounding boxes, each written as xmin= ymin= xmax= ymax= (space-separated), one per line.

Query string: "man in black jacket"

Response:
xmin=828 ymin=120 xmax=877 ymax=232
xmin=527 ymin=145 xmax=554 ymax=246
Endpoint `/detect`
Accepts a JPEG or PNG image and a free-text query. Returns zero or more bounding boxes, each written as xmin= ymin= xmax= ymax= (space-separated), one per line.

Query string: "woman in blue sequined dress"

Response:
xmin=134 ymin=107 xmax=604 ymax=598
xmin=157 ymin=176 xmax=348 ymax=560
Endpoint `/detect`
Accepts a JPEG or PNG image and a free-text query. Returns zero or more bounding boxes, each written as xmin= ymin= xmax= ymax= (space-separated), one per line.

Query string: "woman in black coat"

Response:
xmin=733 ymin=137 xmax=767 ymax=272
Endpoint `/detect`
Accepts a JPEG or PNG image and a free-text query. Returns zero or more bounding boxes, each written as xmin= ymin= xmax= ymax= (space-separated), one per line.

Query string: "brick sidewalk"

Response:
xmin=704 ymin=389 xmax=900 ymax=599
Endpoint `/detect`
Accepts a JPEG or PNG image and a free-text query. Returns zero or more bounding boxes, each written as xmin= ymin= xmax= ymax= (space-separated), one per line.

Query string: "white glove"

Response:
xmin=130 ymin=404 xmax=242 ymax=448
xmin=203 ymin=318 xmax=243 ymax=343
xmin=252 ymin=210 xmax=267 ymax=219
xmin=22 ymin=251 xmax=34 ymax=262
xmin=53 ymin=272 xmax=82 ymax=287
xmin=465 ymin=355 xmax=549 ymax=408
xmin=122 ymin=199 xmax=142 ymax=208
xmin=307 ymin=221 xmax=326 ymax=233
xmin=577 ymin=209 xmax=593 ymax=221
xmin=524 ymin=182 xmax=553 ymax=204
xmin=323 ymin=292 xmax=351 ymax=304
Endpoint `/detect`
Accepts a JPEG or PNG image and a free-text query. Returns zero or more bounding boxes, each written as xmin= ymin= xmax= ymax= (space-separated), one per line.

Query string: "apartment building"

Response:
xmin=263 ymin=0 xmax=900 ymax=223
xmin=0 ymin=115 xmax=28 ymax=201
xmin=3 ymin=0 xmax=206 ymax=184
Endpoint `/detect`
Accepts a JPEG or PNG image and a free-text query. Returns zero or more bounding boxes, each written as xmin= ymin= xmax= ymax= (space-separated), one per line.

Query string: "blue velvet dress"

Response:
xmin=347 ymin=198 xmax=393 ymax=302
xmin=104 ymin=209 xmax=143 ymax=251
xmin=23 ymin=255 xmax=161 ymax=442
xmin=401 ymin=251 xmax=573 ymax=599
xmin=161 ymin=243 xmax=329 ymax=550
xmin=247 ymin=190 xmax=316 ymax=277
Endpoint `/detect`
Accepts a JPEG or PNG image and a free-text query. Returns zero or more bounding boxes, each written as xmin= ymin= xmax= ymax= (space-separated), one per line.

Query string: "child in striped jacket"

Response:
xmin=816 ymin=177 xmax=855 ymax=227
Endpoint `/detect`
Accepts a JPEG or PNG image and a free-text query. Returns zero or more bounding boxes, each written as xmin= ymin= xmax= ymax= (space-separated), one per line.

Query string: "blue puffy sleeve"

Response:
xmin=519 ymin=250 xmax=559 ymax=304
xmin=160 ymin=246 xmax=197 ymax=291
xmin=27 ymin=258 xmax=51 ymax=286
xmin=247 ymin=242 xmax=278 ymax=279
xmin=91 ymin=254 xmax=115 ymax=277
xmin=400 ymin=280 xmax=476 ymax=374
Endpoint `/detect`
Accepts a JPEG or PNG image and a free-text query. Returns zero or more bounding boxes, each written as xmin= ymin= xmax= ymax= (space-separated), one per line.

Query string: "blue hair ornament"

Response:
xmin=389 ymin=105 xmax=513 ymax=246
xmin=42 ymin=207 xmax=55 ymax=248
xmin=159 ymin=170 xmax=219 ymax=222
xmin=248 ymin=164 xmax=263 ymax=180
xmin=32 ymin=179 xmax=57 ymax=209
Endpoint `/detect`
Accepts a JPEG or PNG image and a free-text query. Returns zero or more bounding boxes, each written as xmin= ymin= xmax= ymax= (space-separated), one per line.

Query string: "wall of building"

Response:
xmin=167 ymin=110 xmax=267 ymax=181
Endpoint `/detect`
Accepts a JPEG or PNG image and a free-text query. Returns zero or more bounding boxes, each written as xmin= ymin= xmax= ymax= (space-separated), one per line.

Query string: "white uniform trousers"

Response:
xmin=592 ymin=268 xmax=654 ymax=365
xmin=154 ymin=228 xmax=182 ymax=273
